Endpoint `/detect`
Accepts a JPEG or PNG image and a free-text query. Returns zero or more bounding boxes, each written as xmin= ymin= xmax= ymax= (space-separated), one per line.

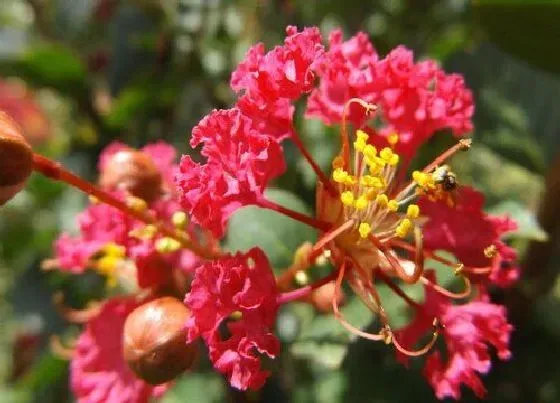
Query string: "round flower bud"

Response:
xmin=310 ymin=281 xmax=344 ymax=314
xmin=123 ymin=297 xmax=197 ymax=385
xmin=99 ymin=149 xmax=163 ymax=203
xmin=0 ymin=111 xmax=33 ymax=205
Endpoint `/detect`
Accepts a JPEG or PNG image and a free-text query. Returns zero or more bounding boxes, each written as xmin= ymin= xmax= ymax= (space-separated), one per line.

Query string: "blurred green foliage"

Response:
xmin=1 ymin=0 xmax=560 ymax=402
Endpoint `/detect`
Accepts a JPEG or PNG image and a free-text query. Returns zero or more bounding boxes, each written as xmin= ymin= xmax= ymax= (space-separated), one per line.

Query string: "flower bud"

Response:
xmin=0 ymin=111 xmax=33 ymax=205
xmin=310 ymin=281 xmax=344 ymax=314
xmin=123 ymin=297 xmax=197 ymax=385
xmin=99 ymin=149 xmax=163 ymax=203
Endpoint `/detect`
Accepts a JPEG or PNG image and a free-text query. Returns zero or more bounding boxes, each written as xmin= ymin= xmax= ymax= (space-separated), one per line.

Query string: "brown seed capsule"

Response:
xmin=123 ymin=297 xmax=197 ymax=385
xmin=99 ymin=149 xmax=163 ymax=203
xmin=0 ymin=111 xmax=33 ymax=205
xmin=310 ymin=281 xmax=345 ymax=314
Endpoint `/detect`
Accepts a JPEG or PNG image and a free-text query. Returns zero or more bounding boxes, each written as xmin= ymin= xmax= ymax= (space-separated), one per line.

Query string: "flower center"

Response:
xmin=331 ymin=130 xmax=420 ymax=242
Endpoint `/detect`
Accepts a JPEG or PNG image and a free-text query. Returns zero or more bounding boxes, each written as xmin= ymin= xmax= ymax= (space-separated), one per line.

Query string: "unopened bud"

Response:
xmin=99 ymin=149 xmax=163 ymax=203
xmin=0 ymin=111 xmax=33 ymax=205
xmin=123 ymin=297 xmax=197 ymax=385
xmin=310 ymin=281 xmax=344 ymax=314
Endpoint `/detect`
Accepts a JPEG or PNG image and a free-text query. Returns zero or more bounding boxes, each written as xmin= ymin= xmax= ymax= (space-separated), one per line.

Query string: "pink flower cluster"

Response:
xmin=47 ymin=25 xmax=518 ymax=402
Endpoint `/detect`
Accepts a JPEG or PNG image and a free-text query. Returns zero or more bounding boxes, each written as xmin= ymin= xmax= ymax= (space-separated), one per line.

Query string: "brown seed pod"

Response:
xmin=310 ymin=281 xmax=345 ymax=314
xmin=99 ymin=149 xmax=163 ymax=203
xmin=123 ymin=297 xmax=197 ymax=385
xmin=0 ymin=111 xmax=33 ymax=205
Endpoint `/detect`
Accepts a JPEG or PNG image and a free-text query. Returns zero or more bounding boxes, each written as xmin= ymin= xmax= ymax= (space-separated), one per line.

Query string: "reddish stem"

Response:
xmin=277 ymin=270 xmax=338 ymax=305
xmin=290 ymin=130 xmax=338 ymax=197
xmin=32 ymin=153 xmax=220 ymax=260
xmin=256 ymin=197 xmax=331 ymax=232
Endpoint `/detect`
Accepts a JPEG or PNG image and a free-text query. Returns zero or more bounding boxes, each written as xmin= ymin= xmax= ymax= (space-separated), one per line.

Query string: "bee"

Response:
xmin=432 ymin=165 xmax=457 ymax=192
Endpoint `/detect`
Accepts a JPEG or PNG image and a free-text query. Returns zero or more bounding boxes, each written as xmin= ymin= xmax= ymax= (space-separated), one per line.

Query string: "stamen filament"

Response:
xmin=420 ymin=275 xmax=472 ymax=299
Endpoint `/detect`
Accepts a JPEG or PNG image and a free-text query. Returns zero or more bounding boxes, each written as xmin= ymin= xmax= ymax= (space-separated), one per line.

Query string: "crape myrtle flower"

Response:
xmin=396 ymin=272 xmax=513 ymax=400
xmin=53 ymin=141 xmax=202 ymax=289
xmin=174 ymin=26 xmax=517 ymax=398
xmin=185 ymin=248 xmax=279 ymax=390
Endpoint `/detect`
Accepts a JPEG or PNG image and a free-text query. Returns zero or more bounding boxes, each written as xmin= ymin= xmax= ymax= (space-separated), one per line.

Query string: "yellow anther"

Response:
xmin=172 ymin=211 xmax=188 ymax=229
xmin=333 ymin=168 xmax=349 ymax=183
xmin=368 ymin=161 xmax=382 ymax=175
xmin=354 ymin=138 xmax=366 ymax=152
xmin=230 ymin=311 xmax=243 ymax=320
xmin=396 ymin=219 xmax=413 ymax=238
xmin=355 ymin=195 xmax=369 ymax=210
xmin=388 ymin=132 xmax=399 ymax=146
xmin=341 ymin=191 xmax=355 ymax=206
xmin=388 ymin=153 xmax=399 ymax=166
xmin=129 ymin=224 xmax=157 ymax=240
xmin=356 ymin=130 xmax=369 ymax=142
xmin=96 ymin=243 xmax=126 ymax=288
xmin=89 ymin=195 xmax=99 ymax=204
xmin=387 ymin=199 xmax=399 ymax=212
xmin=155 ymin=237 xmax=182 ymax=253
xmin=358 ymin=222 xmax=372 ymax=239
xmin=413 ymin=171 xmax=435 ymax=189
xmin=360 ymin=175 xmax=382 ymax=188
xmin=344 ymin=175 xmax=357 ymax=185
xmin=363 ymin=144 xmax=377 ymax=159
xmin=380 ymin=147 xmax=392 ymax=159
xmin=127 ymin=196 xmax=148 ymax=212
xmin=376 ymin=193 xmax=389 ymax=206
xmin=365 ymin=189 xmax=378 ymax=201
xmin=406 ymin=204 xmax=420 ymax=219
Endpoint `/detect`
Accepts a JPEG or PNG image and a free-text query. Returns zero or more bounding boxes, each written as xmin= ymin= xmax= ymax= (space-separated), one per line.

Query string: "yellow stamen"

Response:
xmin=406 ymin=204 xmax=420 ymax=219
xmin=341 ymin=191 xmax=355 ymax=206
xmin=358 ymin=222 xmax=372 ymax=238
xmin=155 ymin=237 xmax=182 ymax=253
xmin=360 ymin=175 xmax=383 ymax=188
xmin=355 ymin=195 xmax=369 ymax=210
xmin=388 ymin=132 xmax=399 ymax=146
xmin=396 ymin=219 xmax=413 ymax=238
xmin=95 ymin=243 xmax=126 ymax=288
xmin=387 ymin=200 xmax=399 ymax=212
xmin=172 ymin=211 xmax=188 ymax=229
xmin=333 ymin=168 xmax=349 ymax=183
xmin=376 ymin=193 xmax=389 ymax=207
xmin=356 ymin=130 xmax=369 ymax=142
xmin=363 ymin=144 xmax=377 ymax=159
xmin=127 ymin=196 xmax=148 ymax=212
xmin=128 ymin=224 xmax=157 ymax=240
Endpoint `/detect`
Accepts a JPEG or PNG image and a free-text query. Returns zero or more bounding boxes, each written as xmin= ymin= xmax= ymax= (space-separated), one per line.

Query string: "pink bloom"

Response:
xmin=71 ymin=298 xmax=168 ymax=403
xmin=306 ymin=34 xmax=474 ymax=156
xmin=306 ymin=29 xmax=378 ymax=126
xmin=231 ymin=26 xmax=324 ymax=103
xmin=396 ymin=272 xmax=513 ymax=400
xmin=176 ymin=108 xmax=286 ymax=238
xmin=184 ymin=248 xmax=280 ymax=390
xmin=420 ymin=186 xmax=519 ymax=287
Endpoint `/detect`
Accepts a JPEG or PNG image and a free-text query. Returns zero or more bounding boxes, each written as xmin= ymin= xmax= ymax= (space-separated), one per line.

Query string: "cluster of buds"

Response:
xmin=0 ymin=25 xmax=520 ymax=402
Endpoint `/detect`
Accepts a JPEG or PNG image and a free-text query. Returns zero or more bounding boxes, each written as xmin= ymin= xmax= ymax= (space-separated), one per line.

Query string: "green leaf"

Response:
xmin=473 ymin=1 xmax=560 ymax=75
xmin=489 ymin=200 xmax=548 ymax=241
xmin=225 ymin=189 xmax=317 ymax=268
xmin=0 ymin=44 xmax=87 ymax=94
xmin=162 ymin=372 xmax=225 ymax=403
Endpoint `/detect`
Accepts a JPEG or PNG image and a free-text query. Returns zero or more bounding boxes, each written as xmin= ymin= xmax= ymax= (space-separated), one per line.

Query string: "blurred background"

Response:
xmin=1 ymin=0 xmax=559 ymax=402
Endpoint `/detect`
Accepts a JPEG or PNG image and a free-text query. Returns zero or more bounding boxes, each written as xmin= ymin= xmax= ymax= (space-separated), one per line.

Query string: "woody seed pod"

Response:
xmin=99 ymin=149 xmax=163 ymax=203
xmin=123 ymin=297 xmax=197 ymax=385
xmin=0 ymin=111 xmax=33 ymax=205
